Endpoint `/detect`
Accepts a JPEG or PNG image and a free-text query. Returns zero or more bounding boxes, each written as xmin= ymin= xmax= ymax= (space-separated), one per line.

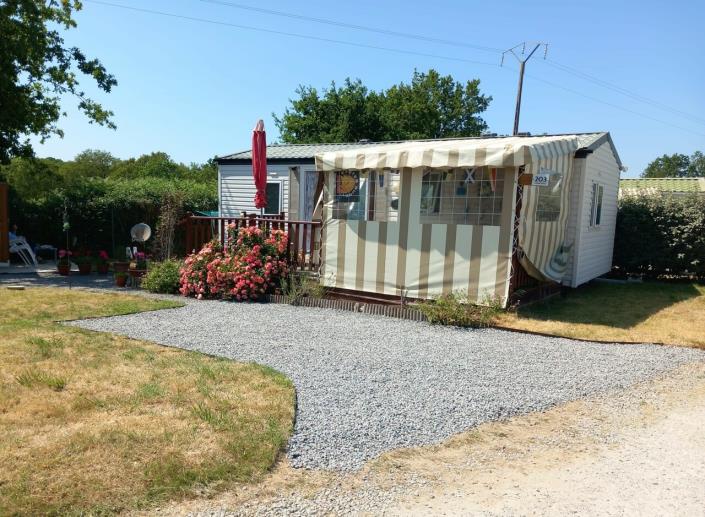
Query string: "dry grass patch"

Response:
xmin=0 ymin=288 xmax=295 ymax=516
xmin=499 ymin=282 xmax=705 ymax=348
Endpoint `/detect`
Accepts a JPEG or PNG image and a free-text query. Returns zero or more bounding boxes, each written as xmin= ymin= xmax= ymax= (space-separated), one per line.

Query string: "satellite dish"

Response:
xmin=130 ymin=223 xmax=152 ymax=243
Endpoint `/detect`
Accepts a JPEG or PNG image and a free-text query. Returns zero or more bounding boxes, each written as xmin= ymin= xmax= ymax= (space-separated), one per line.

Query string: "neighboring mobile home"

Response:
xmin=216 ymin=132 xmax=622 ymax=305
xmin=619 ymin=177 xmax=705 ymax=198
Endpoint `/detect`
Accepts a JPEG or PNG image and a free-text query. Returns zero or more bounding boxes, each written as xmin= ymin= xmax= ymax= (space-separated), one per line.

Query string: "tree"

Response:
xmin=274 ymin=69 xmax=491 ymax=143
xmin=688 ymin=151 xmax=705 ymax=177
xmin=0 ymin=0 xmax=117 ymax=163
xmin=642 ymin=151 xmax=704 ymax=178
xmin=274 ymin=79 xmax=385 ymax=143
xmin=381 ymin=70 xmax=491 ymax=140
xmin=62 ymin=149 xmax=118 ymax=179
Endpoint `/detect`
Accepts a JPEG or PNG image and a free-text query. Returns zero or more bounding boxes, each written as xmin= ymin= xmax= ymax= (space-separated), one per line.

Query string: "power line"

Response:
xmin=523 ymin=72 xmax=705 ymax=138
xmin=543 ymin=59 xmax=705 ymax=127
xmin=197 ymin=0 xmax=705 ymax=129
xmin=85 ymin=0 xmax=705 ymax=138
xmin=83 ymin=0 xmax=499 ymax=67
xmin=196 ymin=0 xmax=504 ymax=54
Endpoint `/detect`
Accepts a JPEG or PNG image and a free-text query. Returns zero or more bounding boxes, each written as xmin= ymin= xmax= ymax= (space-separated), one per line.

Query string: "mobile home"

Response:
xmin=216 ymin=132 xmax=622 ymax=305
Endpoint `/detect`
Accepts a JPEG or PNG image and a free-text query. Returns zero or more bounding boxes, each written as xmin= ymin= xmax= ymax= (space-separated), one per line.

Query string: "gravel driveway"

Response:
xmin=69 ymin=300 xmax=704 ymax=471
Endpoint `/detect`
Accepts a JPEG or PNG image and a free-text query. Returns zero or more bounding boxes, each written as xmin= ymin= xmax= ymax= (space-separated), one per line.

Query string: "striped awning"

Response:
xmin=315 ymin=135 xmax=581 ymax=171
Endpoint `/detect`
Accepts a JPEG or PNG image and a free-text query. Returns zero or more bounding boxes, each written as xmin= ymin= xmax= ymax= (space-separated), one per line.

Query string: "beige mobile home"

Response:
xmin=216 ymin=132 xmax=622 ymax=306
xmin=313 ymin=132 xmax=622 ymax=305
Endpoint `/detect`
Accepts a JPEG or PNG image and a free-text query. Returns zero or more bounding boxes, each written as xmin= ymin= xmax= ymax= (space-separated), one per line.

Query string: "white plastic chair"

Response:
xmin=9 ymin=237 xmax=38 ymax=267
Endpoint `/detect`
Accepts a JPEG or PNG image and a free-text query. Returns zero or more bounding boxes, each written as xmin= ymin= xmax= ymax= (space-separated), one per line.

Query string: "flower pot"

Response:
xmin=112 ymin=261 xmax=129 ymax=273
xmin=128 ymin=269 xmax=146 ymax=278
xmin=97 ymin=263 xmax=110 ymax=275
xmin=57 ymin=264 xmax=70 ymax=276
xmin=115 ymin=275 xmax=128 ymax=287
xmin=78 ymin=263 xmax=92 ymax=275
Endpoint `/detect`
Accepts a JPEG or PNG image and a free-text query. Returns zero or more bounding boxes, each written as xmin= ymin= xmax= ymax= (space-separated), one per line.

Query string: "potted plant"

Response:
xmin=96 ymin=250 xmax=110 ymax=274
xmin=114 ymin=271 xmax=128 ymax=287
xmin=129 ymin=251 xmax=148 ymax=278
xmin=74 ymin=251 xmax=93 ymax=275
xmin=57 ymin=249 xmax=72 ymax=276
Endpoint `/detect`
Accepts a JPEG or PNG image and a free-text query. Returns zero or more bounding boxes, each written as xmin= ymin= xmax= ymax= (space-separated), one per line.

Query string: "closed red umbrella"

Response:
xmin=252 ymin=119 xmax=267 ymax=210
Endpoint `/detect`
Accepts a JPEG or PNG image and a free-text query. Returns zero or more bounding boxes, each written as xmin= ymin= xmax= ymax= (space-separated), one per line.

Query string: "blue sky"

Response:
xmin=33 ymin=0 xmax=705 ymax=177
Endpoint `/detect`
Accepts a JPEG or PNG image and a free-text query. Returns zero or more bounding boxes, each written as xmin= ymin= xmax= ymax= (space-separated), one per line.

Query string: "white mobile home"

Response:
xmin=216 ymin=132 xmax=623 ymax=303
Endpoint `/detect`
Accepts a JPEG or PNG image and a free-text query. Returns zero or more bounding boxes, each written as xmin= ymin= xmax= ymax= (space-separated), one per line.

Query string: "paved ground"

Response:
xmin=68 ymin=295 xmax=704 ymax=471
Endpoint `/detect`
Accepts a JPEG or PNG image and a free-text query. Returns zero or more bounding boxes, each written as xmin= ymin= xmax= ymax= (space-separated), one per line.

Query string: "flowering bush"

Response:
xmin=179 ymin=240 xmax=223 ymax=298
xmin=57 ymin=249 xmax=72 ymax=265
xmin=97 ymin=250 xmax=110 ymax=264
xmin=179 ymin=226 xmax=289 ymax=301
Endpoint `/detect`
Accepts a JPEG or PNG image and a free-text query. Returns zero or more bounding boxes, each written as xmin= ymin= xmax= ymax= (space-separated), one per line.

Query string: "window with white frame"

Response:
xmin=535 ymin=172 xmax=563 ymax=222
xmin=331 ymin=170 xmax=400 ymax=222
xmin=589 ymin=182 xmax=604 ymax=227
xmin=263 ymin=181 xmax=281 ymax=215
xmin=419 ymin=167 xmax=504 ymax=226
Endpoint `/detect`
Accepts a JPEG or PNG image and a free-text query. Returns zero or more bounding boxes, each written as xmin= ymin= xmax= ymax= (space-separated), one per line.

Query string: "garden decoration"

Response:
xmin=114 ymin=271 xmax=128 ymax=287
xmin=96 ymin=250 xmax=110 ymax=274
xmin=57 ymin=249 xmax=71 ymax=276
xmin=74 ymin=251 xmax=93 ymax=275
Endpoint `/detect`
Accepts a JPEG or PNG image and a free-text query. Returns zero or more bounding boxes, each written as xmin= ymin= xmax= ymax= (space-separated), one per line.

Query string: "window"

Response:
xmin=589 ymin=183 xmax=604 ymax=227
xmin=535 ymin=172 xmax=563 ymax=222
xmin=264 ymin=181 xmax=281 ymax=215
xmin=419 ymin=167 xmax=504 ymax=226
xmin=332 ymin=170 xmax=400 ymax=221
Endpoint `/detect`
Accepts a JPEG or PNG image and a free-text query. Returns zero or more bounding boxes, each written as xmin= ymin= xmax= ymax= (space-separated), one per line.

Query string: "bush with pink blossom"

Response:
xmin=179 ymin=225 xmax=288 ymax=301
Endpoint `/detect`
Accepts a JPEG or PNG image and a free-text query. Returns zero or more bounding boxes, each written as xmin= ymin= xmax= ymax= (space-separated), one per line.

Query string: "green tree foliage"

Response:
xmin=274 ymin=69 xmax=492 ymax=143
xmin=642 ymin=151 xmax=705 ymax=178
xmin=0 ymin=151 xmax=217 ymax=255
xmin=614 ymin=194 xmax=705 ymax=278
xmin=0 ymin=0 xmax=116 ymax=163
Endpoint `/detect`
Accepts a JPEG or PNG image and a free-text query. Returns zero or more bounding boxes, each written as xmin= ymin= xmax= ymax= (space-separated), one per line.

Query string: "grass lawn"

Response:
xmin=0 ymin=288 xmax=295 ymax=516
xmin=498 ymin=281 xmax=705 ymax=348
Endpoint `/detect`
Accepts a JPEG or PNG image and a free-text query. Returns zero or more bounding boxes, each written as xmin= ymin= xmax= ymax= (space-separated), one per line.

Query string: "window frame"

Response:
xmin=535 ymin=172 xmax=563 ymax=222
xmin=263 ymin=180 xmax=283 ymax=215
xmin=589 ymin=182 xmax=604 ymax=227
xmin=419 ymin=167 xmax=504 ymax=226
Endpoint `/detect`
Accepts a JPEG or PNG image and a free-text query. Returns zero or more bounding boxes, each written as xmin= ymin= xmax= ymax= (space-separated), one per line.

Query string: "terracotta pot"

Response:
xmin=97 ymin=263 xmax=110 ymax=274
xmin=78 ymin=263 xmax=92 ymax=275
xmin=57 ymin=264 xmax=70 ymax=276
xmin=112 ymin=261 xmax=129 ymax=273
xmin=115 ymin=275 xmax=128 ymax=287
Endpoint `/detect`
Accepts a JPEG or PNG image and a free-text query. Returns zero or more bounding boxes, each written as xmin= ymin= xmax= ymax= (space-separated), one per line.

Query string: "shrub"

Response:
xmin=142 ymin=259 xmax=182 ymax=294
xmin=614 ymin=194 xmax=705 ymax=279
xmin=415 ymin=291 xmax=503 ymax=328
xmin=281 ymin=273 xmax=326 ymax=305
xmin=179 ymin=240 xmax=223 ymax=298
xmin=179 ymin=226 xmax=289 ymax=301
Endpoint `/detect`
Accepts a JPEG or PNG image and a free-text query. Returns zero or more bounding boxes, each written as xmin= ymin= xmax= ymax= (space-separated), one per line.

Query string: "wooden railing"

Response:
xmin=182 ymin=213 xmax=322 ymax=272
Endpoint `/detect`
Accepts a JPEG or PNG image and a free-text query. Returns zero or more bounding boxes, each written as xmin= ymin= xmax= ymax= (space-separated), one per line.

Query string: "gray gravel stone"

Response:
xmin=68 ymin=299 xmax=704 ymax=471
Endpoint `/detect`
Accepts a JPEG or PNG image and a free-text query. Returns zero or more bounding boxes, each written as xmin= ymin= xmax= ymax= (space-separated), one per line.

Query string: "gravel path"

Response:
xmin=68 ymin=300 xmax=704 ymax=471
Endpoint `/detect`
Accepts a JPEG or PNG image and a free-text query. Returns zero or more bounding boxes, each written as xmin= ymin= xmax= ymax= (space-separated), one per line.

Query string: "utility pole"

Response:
xmin=502 ymin=42 xmax=548 ymax=136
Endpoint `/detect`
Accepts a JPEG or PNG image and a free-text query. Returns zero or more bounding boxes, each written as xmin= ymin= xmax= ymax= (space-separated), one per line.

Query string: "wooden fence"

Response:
xmin=182 ymin=213 xmax=322 ymax=272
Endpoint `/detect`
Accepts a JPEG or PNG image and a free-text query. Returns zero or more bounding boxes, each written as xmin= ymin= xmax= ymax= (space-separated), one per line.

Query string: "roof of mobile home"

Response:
xmin=620 ymin=177 xmax=705 ymax=195
xmin=217 ymin=132 xmax=622 ymax=168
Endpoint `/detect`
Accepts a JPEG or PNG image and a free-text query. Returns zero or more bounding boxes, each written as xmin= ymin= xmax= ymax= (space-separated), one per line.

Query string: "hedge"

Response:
xmin=614 ymin=194 xmax=705 ymax=279
xmin=8 ymin=176 xmax=216 ymax=257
